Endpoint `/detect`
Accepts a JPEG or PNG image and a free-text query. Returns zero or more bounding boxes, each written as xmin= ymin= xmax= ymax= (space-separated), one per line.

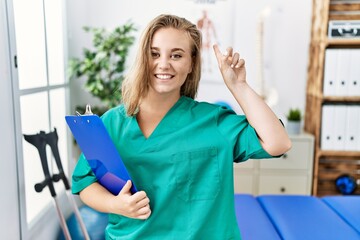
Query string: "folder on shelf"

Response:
xmin=356 ymin=106 xmax=360 ymax=151
xmin=333 ymin=105 xmax=347 ymax=151
xmin=65 ymin=108 xmax=137 ymax=195
xmin=344 ymin=105 xmax=359 ymax=151
xmin=348 ymin=49 xmax=360 ymax=96
xmin=323 ymin=49 xmax=338 ymax=96
xmin=321 ymin=105 xmax=335 ymax=150
xmin=334 ymin=49 xmax=350 ymax=96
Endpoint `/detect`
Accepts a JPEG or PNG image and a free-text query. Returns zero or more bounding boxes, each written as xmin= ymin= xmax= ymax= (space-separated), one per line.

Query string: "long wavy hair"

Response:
xmin=121 ymin=14 xmax=202 ymax=116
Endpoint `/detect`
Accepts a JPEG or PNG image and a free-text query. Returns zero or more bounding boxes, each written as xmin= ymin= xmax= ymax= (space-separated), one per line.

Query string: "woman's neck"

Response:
xmin=140 ymin=91 xmax=181 ymax=115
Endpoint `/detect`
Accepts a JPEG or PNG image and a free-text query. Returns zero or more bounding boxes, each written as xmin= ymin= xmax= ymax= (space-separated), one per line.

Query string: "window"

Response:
xmin=12 ymin=0 xmax=69 ymax=226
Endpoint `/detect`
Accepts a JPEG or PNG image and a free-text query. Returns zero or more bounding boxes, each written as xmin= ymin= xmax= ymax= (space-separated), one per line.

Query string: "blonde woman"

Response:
xmin=72 ymin=14 xmax=291 ymax=240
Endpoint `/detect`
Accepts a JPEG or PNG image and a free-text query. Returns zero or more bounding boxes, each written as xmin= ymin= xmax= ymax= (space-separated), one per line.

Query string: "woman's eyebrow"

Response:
xmin=150 ymin=47 xmax=186 ymax=53
xmin=171 ymin=48 xmax=185 ymax=53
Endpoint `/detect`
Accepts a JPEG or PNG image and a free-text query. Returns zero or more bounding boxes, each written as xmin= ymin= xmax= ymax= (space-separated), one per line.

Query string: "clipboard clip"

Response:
xmin=76 ymin=104 xmax=94 ymax=116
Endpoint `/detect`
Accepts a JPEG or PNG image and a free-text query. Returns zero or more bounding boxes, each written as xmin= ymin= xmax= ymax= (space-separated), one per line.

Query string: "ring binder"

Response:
xmin=328 ymin=20 xmax=360 ymax=39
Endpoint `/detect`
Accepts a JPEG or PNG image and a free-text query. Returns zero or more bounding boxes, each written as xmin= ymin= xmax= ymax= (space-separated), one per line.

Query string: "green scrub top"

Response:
xmin=72 ymin=96 xmax=273 ymax=240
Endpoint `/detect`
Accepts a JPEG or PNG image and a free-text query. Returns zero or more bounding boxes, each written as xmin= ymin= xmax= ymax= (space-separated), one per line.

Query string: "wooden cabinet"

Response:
xmin=234 ymin=133 xmax=314 ymax=195
xmin=258 ymin=175 xmax=309 ymax=195
xmin=305 ymin=0 xmax=360 ymax=196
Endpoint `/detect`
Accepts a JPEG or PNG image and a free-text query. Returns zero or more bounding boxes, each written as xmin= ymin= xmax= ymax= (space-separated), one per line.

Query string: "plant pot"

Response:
xmin=286 ymin=120 xmax=301 ymax=135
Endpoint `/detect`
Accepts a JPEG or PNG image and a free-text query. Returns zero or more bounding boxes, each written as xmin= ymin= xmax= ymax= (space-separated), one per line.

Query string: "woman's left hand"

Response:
xmin=213 ymin=44 xmax=246 ymax=88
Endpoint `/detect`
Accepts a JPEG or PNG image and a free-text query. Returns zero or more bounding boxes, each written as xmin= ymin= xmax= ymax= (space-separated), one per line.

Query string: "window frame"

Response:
xmin=6 ymin=0 xmax=73 ymax=238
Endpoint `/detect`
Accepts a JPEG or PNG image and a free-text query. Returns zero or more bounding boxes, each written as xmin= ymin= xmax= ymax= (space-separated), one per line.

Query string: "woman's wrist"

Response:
xmin=227 ymin=81 xmax=251 ymax=99
xmin=106 ymin=194 xmax=119 ymax=214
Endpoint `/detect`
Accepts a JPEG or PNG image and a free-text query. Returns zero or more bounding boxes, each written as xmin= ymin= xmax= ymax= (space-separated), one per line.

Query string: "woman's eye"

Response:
xmin=151 ymin=52 xmax=159 ymax=58
xmin=171 ymin=54 xmax=182 ymax=59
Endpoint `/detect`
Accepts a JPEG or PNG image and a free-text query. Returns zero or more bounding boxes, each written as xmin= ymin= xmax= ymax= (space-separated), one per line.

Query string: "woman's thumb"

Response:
xmin=119 ymin=180 xmax=132 ymax=194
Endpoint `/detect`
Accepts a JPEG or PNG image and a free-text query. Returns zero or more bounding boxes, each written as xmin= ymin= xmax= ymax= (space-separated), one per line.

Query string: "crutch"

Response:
xmin=24 ymin=131 xmax=72 ymax=240
xmin=44 ymin=128 xmax=90 ymax=240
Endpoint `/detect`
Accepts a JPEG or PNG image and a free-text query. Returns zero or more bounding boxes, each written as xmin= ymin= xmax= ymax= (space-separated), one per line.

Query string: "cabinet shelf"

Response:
xmin=234 ymin=134 xmax=314 ymax=195
xmin=305 ymin=0 xmax=360 ymax=196
xmin=329 ymin=3 xmax=360 ymax=12
xmin=326 ymin=38 xmax=360 ymax=47
xmin=329 ymin=2 xmax=360 ymax=21
xmin=318 ymin=150 xmax=360 ymax=158
xmin=322 ymin=96 xmax=360 ymax=103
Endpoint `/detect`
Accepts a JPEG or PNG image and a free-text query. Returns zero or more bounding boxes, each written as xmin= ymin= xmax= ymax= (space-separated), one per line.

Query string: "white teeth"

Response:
xmin=156 ymin=74 xmax=172 ymax=79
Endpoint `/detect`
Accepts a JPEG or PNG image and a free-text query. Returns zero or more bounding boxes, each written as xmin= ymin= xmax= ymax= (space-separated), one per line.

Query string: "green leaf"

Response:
xmin=287 ymin=108 xmax=302 ymax=121
xmin=68 ymin=22 xmax=137 ymax=110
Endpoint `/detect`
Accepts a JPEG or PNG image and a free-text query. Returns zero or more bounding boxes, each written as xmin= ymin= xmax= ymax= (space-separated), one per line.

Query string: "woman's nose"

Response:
xmin=158 ymin=56 xmax=170 ymax=69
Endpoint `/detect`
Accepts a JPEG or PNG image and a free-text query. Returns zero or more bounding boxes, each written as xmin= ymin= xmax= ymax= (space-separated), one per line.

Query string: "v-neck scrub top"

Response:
xmin=72 ymin=96 xmax=274 ymax=240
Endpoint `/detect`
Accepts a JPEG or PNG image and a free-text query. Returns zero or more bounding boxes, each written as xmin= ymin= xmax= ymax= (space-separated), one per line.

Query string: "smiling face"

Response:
xmin=149 ymin=27 xmax=193 ymax=98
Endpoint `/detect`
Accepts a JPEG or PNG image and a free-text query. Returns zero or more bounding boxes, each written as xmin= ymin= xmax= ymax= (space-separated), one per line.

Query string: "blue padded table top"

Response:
xmin=322 ymin=196 xmax=360 ymax=235
xmin=234 ymin=194 xmax=280 ymax=240
xmin=257 ymin=195 xmax=360 ymax=240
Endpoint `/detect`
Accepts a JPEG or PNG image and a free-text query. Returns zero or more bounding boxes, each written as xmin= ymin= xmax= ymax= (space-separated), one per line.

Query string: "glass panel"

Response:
xmin=44 ymin=0 xmax=66 ymax=86
xmin=49 ymin=88 xmax=68 ymax=193
xmin=13 ymin=0 xmax=69 ymax=233
xmin=20 ymin=92 xmax=51 ymax=224
xmin=13 ymin=0 xmax=48 ymax=90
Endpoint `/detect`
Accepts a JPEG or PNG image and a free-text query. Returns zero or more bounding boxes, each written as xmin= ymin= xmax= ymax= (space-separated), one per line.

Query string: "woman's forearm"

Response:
xmin=79 ymin=182 xmax=116 ymax=213
xmin=229 ymin=82 xmax=292 ymax=156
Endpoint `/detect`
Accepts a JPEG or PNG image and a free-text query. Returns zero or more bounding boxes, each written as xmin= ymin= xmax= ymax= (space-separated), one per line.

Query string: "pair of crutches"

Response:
xmin=24 ymin=128 xmax=90 ymax=240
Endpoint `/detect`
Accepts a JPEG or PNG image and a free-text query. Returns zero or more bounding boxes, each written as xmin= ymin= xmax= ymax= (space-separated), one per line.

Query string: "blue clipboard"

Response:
xmin=65 ymin=112 xmax=137 ymax=195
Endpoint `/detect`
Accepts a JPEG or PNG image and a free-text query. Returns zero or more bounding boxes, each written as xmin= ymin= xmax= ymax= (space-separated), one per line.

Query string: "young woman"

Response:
xmin=72 ymin=14 xmax=291 ymax=239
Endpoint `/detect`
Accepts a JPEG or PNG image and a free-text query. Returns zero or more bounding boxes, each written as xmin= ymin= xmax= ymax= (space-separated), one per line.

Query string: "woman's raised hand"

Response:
xmin=213 ymin=44 xmax=246 ymax=88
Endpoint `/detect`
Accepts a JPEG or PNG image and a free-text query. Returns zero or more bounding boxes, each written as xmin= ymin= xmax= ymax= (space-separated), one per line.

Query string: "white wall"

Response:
xmin=0 ymin=0 xmax=21 ymax=238
xmin=232 ymin=0 xmax=312 ymax=120
xmin=66 ymin=0 xmax=312 ymax=122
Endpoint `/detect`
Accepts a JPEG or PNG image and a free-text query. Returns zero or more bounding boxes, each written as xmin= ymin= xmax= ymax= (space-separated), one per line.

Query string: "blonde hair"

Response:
xmin=121 ymin=14 xmax=202 ymax=116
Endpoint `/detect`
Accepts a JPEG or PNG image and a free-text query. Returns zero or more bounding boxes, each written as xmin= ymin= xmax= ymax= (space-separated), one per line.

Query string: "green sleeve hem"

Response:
xmin=71 ymin=178 xmax=97 ymax=194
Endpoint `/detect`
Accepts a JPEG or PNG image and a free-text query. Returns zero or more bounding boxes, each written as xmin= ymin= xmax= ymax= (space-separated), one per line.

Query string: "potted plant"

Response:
xmin=286 ymin=108 xmax=302 ymax=135
xmin=68 ymin=22 xmax=137 ymax=116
